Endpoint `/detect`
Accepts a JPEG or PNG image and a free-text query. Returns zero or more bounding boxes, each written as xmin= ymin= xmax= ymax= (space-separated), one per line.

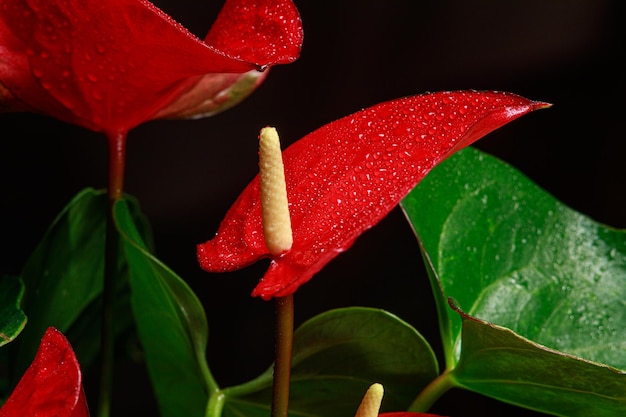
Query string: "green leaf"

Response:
xmin=401 ymin=147 xmax=626 ymax=415
xmin=0 ymin=276 xmax=26 ymax=347
xmin=1 ymin=275 xmax=26 ymax=398
xmin=114 ymin=199 xmax=214 ymax=417
xmin=11 ymin=189 xmax=139 ymax=379
xmin=14 ymin=188 xmax=108 ymax=375
xmin=452 ymin=301 xmax=626 ymax=416
xmin=222 ymin=307 xmax=438 ymax=417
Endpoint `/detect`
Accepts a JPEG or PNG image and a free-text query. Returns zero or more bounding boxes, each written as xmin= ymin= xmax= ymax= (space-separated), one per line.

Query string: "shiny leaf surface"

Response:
xmin=114 ymin=199 xmax=213 ymax=417
xmin=402 ymin=147 xmax=626 ymax=415
xmin=222 ymin=307 xmax=438 ymax=417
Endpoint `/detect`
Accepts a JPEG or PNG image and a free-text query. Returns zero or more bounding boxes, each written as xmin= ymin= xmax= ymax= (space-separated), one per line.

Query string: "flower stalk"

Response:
xmin=272 ymin=294 xmax=294 ymax=417
xmin=98 ymin=131 xmax=128 ymax=417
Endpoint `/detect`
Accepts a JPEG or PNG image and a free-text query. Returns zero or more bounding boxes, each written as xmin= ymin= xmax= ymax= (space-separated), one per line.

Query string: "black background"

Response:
xmin=1 ymin=1 xmax=625 ymax=416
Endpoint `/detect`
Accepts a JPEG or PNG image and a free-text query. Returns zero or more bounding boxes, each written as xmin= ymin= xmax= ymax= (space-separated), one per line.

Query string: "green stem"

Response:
xmin=205 ymin=389 xmax=226 ymax=417
xmin=271 ymin=294 xmax=294 ymax=417
xmin=97 ymin=130 xmax=127 ymax=417
xmin=407 ymin=370 xmax=456 ymax=412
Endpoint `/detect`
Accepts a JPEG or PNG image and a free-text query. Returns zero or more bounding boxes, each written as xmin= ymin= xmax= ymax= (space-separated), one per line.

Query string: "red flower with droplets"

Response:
xmin=197 ymin=90 xmax=550 ymax=300
xmin=0 ymin=327 xmax=89 ymax=417
xmin=0 ymin=0 xmax=303 ymax=135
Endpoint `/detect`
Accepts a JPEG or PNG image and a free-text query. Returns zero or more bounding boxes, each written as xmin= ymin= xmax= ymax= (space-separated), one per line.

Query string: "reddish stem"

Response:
xmin=272 ymin=294 xmax=294 ymax=417
xmin=98 ymin=130 xmax=127 ymax=417
xmin=107 ymin=131 xmax=127 ymax=201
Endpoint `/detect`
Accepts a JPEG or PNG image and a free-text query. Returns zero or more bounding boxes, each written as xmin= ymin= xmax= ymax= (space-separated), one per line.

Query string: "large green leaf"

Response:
xmin=451 ymin=302 xmax=626 ymax=416
xmin=12 ymin=189 xmax=142 ymax=379
xmin=0 ymin=276 xmax=26 ymax=347
xmin=114 ymin=199 xmax=214 ymax=417
xmin=401 ymin=147 xmax=626 ymax=415
xmin=15 ymin=188 xmax=108 ymax=375
xmin=222 ymin=307 xmax=438 ymax=417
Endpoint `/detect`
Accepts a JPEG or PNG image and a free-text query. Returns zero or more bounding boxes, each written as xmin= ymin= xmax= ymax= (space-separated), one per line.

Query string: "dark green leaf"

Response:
xmin=114 ymin=199 xmax=214 ymax=417
xmin=0 ymin=275 xmax=26 ymax=397
xmin=15 ymin=188 xmax=108 ymax=376
xmin=11 ymin=189 xmax=141 ymax=379
xmin=401 ymin=147 xmax=626 ymax=415
xmin=223 ymin=307 xmax=438 ymax=417
xmin=452 ymin=301 xmax=626 ymax=416
xmin=0 ymin=276 xmax=26 ymax=347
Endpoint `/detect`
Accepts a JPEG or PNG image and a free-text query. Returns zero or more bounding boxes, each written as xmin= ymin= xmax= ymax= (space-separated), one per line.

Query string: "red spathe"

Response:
xmin=197 ymin=90 xmax=550 ymax=300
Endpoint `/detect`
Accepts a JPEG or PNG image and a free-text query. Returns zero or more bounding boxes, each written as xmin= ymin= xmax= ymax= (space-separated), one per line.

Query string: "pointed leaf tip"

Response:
xmin=198 ymin=90 xmax=548 ymax=300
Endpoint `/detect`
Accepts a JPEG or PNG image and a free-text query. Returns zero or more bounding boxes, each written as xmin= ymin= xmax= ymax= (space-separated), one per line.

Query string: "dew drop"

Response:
xmin=92 ymin=89 xmax=103 ymax=101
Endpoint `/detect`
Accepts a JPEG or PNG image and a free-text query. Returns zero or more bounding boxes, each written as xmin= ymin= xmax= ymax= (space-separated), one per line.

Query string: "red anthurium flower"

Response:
xmin=0 ymin=0 xmax=302 ymax=135
xmin=197 ymin=90 xmax=550 ymax=300
xmin=0 ymin=327 xmax=89 ymax=417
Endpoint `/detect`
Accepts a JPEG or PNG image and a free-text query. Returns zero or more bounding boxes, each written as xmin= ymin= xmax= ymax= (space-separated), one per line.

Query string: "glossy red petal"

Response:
xmin=197 ymin=91 xmax=550 ymax=300
xmin=0 ymin=327 xmax=89 ymax=417
xmin=0 ymin=0 xmax=302 ymax=133
xmin=205 ymin=0 xmax=303 ymax=67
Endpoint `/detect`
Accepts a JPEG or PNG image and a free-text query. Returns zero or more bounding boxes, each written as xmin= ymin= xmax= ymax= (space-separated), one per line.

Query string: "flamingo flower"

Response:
xmin=0 ymin=327 xmax=89 ymax=417
xmin=0 ymin=0 xmax=303 ymax=135
xmin=197 ymin=90 xmax=550 ymax=300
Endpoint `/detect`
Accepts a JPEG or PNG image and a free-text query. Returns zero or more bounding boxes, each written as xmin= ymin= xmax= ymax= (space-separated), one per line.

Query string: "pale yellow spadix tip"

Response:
xmin=259 ymin=126 xmax=293 ymax=256
xmin=354 ymin=383 xmax=384 ymax=417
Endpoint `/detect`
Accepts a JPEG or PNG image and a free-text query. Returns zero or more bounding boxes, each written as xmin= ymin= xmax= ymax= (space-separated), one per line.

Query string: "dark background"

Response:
xmin=1 ymin=1 xmax=625 ymax=416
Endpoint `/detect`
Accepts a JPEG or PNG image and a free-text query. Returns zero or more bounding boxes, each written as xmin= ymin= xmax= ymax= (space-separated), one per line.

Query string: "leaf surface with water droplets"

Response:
xmin=401 ymin=147 xmax=626 ymax=416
